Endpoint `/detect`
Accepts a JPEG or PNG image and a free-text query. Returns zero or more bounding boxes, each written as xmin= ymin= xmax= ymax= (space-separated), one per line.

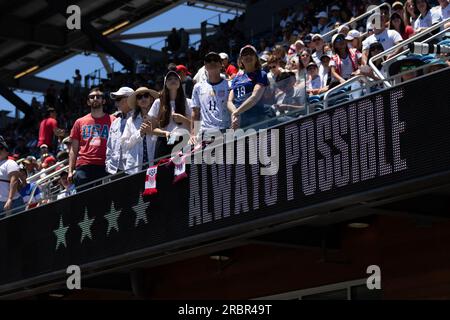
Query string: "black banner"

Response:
xmin=0 ymin=70 xmax=449 ymax=292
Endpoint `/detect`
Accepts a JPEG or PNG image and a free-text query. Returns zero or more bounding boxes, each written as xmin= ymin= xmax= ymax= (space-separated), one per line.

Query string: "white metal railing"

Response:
xmin=368 ymin=18 xmax=450 ymax=87
xmin=26 ymin=159 xmax=68 ymax=184
xmin=321 ymin=2 xmax=391 ymax=40
xmin=27 ymin=165 xmax=70 ymax=208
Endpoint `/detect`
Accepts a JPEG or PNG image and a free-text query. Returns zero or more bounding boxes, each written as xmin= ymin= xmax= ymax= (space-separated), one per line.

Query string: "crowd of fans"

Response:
xmin=0 ymin=0 xmax=448 ymax=217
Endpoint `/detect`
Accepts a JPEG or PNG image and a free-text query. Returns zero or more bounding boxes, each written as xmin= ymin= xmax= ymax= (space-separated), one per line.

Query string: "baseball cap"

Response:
xmin=338 ymin=24 xmax=350 ymax=34
xmin=43 ymin=156 xmax=57 ymax=166
xmin=219 ymin=52 xmax=229 ymax=60
xmin=332 ymin=33 xmax=346 ymax=46
xmin=40 ymin=144 xmax=48 ymax=149
xmin=239 ymin=45 xmax=257 ymax=56
xmin=110 ymin=87 xmax=134 ymax=99
xmin=345 ymin=30 xmax=361 ymax=40
xmin=176 ymin=65 xmax=191 ymax=76
xmin=312 ymin=34 xmax=323 ymax=41
xmin=315 ymin=11 xmax=328 ymax=19
xmin=295 ymin=40 xmax=305 ymax=47
xmin=330 ymin=5 xmax=340 ymax=11
xmin=392 ymin=1 xmax=404 ymax=9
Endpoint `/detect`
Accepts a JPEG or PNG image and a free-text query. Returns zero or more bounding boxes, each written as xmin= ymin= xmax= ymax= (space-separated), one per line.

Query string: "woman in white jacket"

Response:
xmin=121 ymin=87 xmax=159 ymax=174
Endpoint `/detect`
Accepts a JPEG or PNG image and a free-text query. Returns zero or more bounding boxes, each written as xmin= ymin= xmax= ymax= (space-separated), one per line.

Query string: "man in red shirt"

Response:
xmin=219 ymin=52 xmax=238 ymax=79
xmin=68 ymin=87 xmax=115 ymax=191
xmin=38 ymin=107 xmax=58 ymax=151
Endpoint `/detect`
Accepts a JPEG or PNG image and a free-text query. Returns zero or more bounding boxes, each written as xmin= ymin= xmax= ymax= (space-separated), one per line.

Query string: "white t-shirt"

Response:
xmin=0 ymin=159 xmax=20 ymax=201
xmin=192 ymin=79 xmax=230 ymax=131
xmin=362 ymin=29 xmax=403 ymax=51
xmin=149 ymin=98 xmax=193 ymax=133
xmin=329 ymin=52 xmax=362 ymax=80
xmin=433 ymin=4 xmax=450 ymax=21
xmin=413 ymin=10 xmax=441 ymax=30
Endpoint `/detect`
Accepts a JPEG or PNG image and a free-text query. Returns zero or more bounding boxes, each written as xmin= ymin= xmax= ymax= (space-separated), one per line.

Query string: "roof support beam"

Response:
xmin=0 ymin=81 xmax=33 ymax=116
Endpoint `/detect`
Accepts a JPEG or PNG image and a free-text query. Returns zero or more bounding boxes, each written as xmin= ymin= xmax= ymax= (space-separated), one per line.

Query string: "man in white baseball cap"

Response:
xmin=219 ymin=52 xmax=238 ymax=79
xmin=106 ymin=86 xmax=134 ymax=175
xmin=345 ymin=29 xmax=362 ymax=49
xmin=313 ymin=11 xmax=333 ymax=37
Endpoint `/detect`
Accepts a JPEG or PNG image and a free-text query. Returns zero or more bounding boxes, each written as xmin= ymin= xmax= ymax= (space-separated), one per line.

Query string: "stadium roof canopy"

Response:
xmin=0 ymin=0 xmax=246 ymax=115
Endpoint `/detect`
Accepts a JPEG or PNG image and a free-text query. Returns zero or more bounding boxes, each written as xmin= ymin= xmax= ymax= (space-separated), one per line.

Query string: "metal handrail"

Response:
xmin=26 ymin=159 xmax=68 ymax=183
xmin=368 ymin=18 xmax=450 ymax=87
xmin=323 ymin=75 xmax=367 ymax=108
xmin=27 ymin=165 xmax=69 ymax=207
xmin=382 ymin=26 xmax=450 ymax=67
xmin=321 ymin=2 xmax=391 ymax=40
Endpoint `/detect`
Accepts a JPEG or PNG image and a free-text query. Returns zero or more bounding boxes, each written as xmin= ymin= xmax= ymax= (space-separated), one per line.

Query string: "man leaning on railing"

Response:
xmin=0 ymin=136 xmax=23 ymax=217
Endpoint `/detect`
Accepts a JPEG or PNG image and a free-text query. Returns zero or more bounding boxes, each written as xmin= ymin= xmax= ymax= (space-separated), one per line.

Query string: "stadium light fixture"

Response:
xmin=14 ymin=65 xmax=39 ymax=79
xmin=102 ymin=20 xmax=130 ymax=36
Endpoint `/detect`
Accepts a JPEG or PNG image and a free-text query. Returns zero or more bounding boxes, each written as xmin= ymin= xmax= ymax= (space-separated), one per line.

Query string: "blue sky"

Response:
xmin=0 ymin=4 xmax=236 ymax=118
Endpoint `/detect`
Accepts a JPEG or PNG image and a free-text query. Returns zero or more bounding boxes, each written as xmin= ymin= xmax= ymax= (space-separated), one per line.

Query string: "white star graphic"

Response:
xmin=105 ymin=201 xmax=121 ymax=236
xmin=54 ymin=216 xmax=69 ymax=250
xmin=132 ymin=194 xmax=149 ymax=227
xmin=78 ymin=208 xmax=95 ymax=243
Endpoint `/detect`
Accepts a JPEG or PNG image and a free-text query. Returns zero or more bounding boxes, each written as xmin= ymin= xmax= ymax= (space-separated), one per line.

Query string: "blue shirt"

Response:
xmin=231 ymin=70 xmax=269 ymax=109
xmin=19 ymin=182 xmax=41 ymax=204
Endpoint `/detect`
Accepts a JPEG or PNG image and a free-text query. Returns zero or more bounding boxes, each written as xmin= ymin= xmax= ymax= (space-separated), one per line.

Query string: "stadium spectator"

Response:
xmin=288 ymin=40 xmax=305 ymax=57
xmin=298 ymin=49 xmax=312 ymax=83
xmin=191 ymin=52 xmax=230 ymax=140
xmin=362 ymin=15 xmax=403 ymax=65
xmin=228 ymin=45 xmax=269 ymax=129
xmin=405 ymin=0 xmax=420 ymax=26
xmin=68 ymin=88 xmax=115 ymax=190
xmin=434 ymin=0 xmax=450 ymax=21
xmin=45 ymin=83 xmax=57 ymax=108
xmin=319 ymin=52 xmax=332 ymax=87
xmin=360 ymin=41 xmax=387 ymax=81
xmin=150 ymin=70 xmax=193 ymax=159
xmin=167 ymin=28 xmax=181 ymax=53
xmin=219 ymin=53 xmax=238 ymax=80
xmin=56 ymin=171 xmax=76 ymax=200
xmin=106 ymin=87 xmax=134 ymax=175
xmin=18 ymin=167 xmax=41 ymax=209
xmin=0 ymin=136 xmax=22 ymax=216
xmin=413 ymin=0 xmax=440 ymax=32
xmin=337 ymin=24 xmax=350 ymax=36
xmin=122 ymin=87 xmax=159 ymax=173
xmin=329 ymin=5 xmax=343 ymax=25
xmin=38 ymin=107 xmax=59 ymax=151
xmin=267 ymin=56 xmax=285 ymax=89
xmin=392 ymin=1 xmax=405 ymax=17
xmin=345 ymin=30 xmax=363 ymax=51
xmin=313 ymin=11 xmax=333 ymax=37
xmin=274 ymin=71 xmax=305 ymax=113
xmin=39 ymin=144 xmax=53 ymax=163
xmin=22 ymin=156 xmax=39 ymax=178
xmin=311 ymin=34 xmax=326 ymax=65
xmin=272 ymin=45 xmax=288 ymax=65
xmin=389 ymin=54 xmax=426 ymax=82
xmin=306 ymin=62 xmax=328 ymax=95
xmin=179 ymin=28 xmax=190 ymax=53
xmin=330 ymin=33 xmax=361 ymax=84
xmin=13 ymin=137 xmax=29 ymax=159
xmin=303 ymin=34 xmax=314 ymax=50
xmin=176 ymin=64 xmax=194 ymax=98
xmin=390 ymin=12 xmax=415 ymax=40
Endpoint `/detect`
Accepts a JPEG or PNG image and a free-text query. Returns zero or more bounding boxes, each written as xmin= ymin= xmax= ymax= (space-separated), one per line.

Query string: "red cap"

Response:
xmin=176 ymin=65 xmax=191 ymax=76
xmin=43 ymin=156 xmax=56 ymax=166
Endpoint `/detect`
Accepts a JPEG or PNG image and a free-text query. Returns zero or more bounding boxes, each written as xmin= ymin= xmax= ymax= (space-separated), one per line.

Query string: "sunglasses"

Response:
xmin=89 ymin=94 xmax=104 ymax=100
xmin=301 ymin=53 xmax=310 ymax=57
xmin=269 ymin=65 xmax=277 ymax=69
xmin=136 ymin=93 xmax=151 ymax=100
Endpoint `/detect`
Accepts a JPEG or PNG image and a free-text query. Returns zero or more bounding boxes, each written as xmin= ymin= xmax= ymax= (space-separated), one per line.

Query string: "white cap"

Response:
xmin=315 ymin=11 xmax=328 ymax=19
xmin=345 ymin=29 xmax=361 ymax=40
xmin=110 ymin=87 xmax=134 ymax=99
xmin=312 ymin=33 xmax=323 ymax=40
xmin=219 ymin=52 xmax=229 ymax=60
xmin=338 ymin=25 xmax=350 ymax=33
xmin=330 ymin=5 xmax=340 ymax=11
xmin=295 ymin=40 xmax=305 ymax=47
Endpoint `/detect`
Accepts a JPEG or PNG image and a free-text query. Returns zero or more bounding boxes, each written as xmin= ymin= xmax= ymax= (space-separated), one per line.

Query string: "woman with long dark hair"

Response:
xmin=121 ymin=87 xmax=159 ymax=173
xmin=390 ymin=12 xmax=415 ymax=40
xmin=404 ymin=0 xmax=419 ymax=27
xmin=149 ymin=70 xmax=193 ymax=159
xmin=413 ymin=0 xmax=438 ymax=32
